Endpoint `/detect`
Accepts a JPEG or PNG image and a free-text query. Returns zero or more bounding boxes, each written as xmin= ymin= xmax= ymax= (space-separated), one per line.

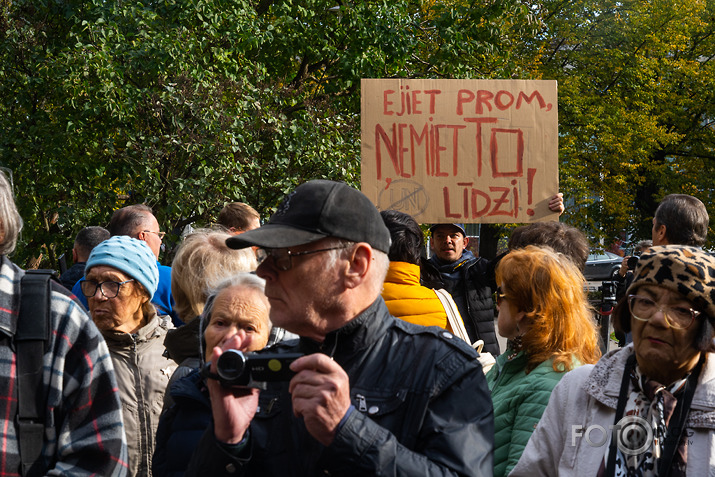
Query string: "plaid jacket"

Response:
xmin=0 ymin=256 xmax=128 ymax=476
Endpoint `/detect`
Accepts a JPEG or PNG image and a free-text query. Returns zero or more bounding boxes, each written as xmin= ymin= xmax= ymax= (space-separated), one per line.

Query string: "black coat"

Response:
xmin=153 ymin=370 xmax=211 ymax=477
xmin=185 ymin=298 xmax=494 ymax=476
xmin=421 ymin=253 xmax=501 ymax=355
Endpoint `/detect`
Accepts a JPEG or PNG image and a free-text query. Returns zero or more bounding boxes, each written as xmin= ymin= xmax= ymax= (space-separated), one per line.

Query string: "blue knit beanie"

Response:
xmin=85 ymin=236 xmax=159 ymax=297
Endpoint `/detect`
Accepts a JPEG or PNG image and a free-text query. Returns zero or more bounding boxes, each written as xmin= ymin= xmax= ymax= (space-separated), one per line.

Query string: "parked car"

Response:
xmin=584 ymin=251 xmax=623 ymax=281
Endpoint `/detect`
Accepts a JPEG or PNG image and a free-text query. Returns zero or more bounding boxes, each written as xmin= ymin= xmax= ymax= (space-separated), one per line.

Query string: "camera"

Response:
xmin=599 ymin=280 xmax=617 ymax=307
xmin=627 ymin=255 xmax=639 ymax=271
xmin=202 ymin=349 xmax=303 ymax=389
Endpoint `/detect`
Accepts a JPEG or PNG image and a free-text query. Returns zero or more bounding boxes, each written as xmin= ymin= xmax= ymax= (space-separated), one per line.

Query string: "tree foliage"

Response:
xmin=5 ymin=0 xmax=713 ymax=268
xmin=532 ymin=0 xmax=715 ymax=249
xmin=0 ymin=0 xmax=536 ymax=268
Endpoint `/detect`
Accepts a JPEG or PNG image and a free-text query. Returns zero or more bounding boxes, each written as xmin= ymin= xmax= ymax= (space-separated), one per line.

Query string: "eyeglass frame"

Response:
xmin=495 ymin=286 xmax=509 ymax=306
xmin=257 ymin=245 xmax=352 ymax=271
xmin=81 ymin=279 xmax=136 ymax=299
xmin=142 ymin=230 xmax=166 ymax=239
xmin=627 ymin=294 xmax=701 ymax=330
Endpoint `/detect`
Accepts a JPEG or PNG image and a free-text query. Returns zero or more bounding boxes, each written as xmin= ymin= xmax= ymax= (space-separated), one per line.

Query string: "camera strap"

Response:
xmin=200 ymin=362 xmax=221 ymax=382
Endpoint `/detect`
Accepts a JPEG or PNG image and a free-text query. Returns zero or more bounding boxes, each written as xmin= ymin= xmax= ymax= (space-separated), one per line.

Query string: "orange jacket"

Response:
xmin=382 ymin=261 xmax=454 ymax=330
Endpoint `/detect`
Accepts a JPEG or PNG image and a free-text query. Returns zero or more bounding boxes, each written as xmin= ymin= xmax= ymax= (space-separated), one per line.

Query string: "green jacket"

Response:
xmin=485 ymin=350 xmax=570 ymax=477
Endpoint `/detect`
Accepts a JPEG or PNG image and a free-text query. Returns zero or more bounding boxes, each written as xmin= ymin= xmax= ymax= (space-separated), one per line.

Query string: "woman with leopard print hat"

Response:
xmin=511 ymin=245 xmax=715 ymax=477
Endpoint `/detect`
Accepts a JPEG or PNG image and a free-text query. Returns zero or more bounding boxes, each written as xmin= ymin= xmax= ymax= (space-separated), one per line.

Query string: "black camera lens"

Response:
xmin=216 ymin=349 xmax=247 ymax=382
xmin=627 ymin=256 xmax=639 ymax=270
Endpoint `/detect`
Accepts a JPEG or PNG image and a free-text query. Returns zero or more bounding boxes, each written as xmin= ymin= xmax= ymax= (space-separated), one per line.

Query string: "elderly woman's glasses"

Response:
xmin=627 ymin=294 xmax=701 ymax=330
xmin=257 ymin=246 xmax=350 ymax=271
xmin=81 ymin=279 xmax=135 ymax=299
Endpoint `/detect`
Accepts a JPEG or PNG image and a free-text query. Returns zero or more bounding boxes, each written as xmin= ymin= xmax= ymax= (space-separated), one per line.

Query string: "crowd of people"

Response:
xmin=1 ymin=170 xmax=714 ymax=476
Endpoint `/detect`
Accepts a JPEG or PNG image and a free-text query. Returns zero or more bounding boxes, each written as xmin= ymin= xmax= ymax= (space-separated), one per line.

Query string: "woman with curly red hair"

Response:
xmin=486 ymin=245 xmax=601 ymax=477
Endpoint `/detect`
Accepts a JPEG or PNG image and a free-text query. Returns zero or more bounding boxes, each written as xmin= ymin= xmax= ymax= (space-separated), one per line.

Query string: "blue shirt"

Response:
xmin=71 ymin=261 xmax=180 ymax=326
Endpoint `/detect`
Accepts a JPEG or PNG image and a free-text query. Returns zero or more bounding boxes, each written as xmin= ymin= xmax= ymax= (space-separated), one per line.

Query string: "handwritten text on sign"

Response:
xmin=360 ymin=79 xmax=559 ymax=224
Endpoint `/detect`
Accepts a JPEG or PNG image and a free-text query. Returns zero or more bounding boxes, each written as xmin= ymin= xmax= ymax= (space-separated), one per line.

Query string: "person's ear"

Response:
xmin=344 ymin=243 xmax=372 ymax=289
xmin=654 ymin=224 xmax=668 ymax=245
xmin=463 ymin=235 xmax=470 ymax=247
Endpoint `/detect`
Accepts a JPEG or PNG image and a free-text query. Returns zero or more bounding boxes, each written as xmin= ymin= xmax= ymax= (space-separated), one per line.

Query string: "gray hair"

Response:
xmin=108 ymin=204 xmax=154 ymax=237
xmin=198 ymin=272 xmax=270 ymax=361
xmin=0 ymin=171 xmax=23 ymax=255
xmin=323 ymin=238 xmax=390 ymax=297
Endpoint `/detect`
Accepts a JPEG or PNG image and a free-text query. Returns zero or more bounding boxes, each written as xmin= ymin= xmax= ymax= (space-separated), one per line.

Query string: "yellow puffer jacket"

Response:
xmin=382 ymin=261 xmax=455 ymax=330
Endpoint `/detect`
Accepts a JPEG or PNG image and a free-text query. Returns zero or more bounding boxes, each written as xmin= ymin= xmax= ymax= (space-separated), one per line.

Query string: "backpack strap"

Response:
xmin=434 ymin=288 xmax=472 ymax=345
xmin=16 ymin=270 xmax=53 ymax=477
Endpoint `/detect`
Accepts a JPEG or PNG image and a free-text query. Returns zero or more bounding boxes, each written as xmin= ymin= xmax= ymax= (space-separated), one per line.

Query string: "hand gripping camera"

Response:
xmin=202 ymin=349 xmax=303 ymax=389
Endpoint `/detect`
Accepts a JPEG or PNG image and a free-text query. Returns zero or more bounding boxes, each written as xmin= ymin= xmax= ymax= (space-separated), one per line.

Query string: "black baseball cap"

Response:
xmin=226 ymin=180 xmax=391 ymax=253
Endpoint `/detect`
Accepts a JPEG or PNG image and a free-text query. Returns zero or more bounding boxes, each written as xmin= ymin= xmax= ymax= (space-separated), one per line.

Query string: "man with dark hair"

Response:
xmin=652 ymin=194 xmax=709 ymax=247
xmin=422 ymin=194 xmax=565 ymax=356
xmin=421 ymin=222 xmax=501 ymax=354
xmin=508 ymin=221 xmax=589 ymax=271
xmin=380 ymin=210 xmax=458 ymax=330
xmin=380 ymin=209 xmax=423 ymax=265
xmin=184 ymin=180 xmax=493 ymax=476
xmin=0 ymin=171 xmax=128 ymax=475
xmin=60 ymin=225 xmax=110 ymax=289
xmin=217 ymin=202 xmax=260 ymax=235
xmin=72 ymin=204 xmax=179 ymax=324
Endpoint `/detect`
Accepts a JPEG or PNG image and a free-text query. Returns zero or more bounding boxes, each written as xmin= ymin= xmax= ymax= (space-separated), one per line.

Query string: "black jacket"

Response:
xmin=421 ymin=253 xmax=501 ymax=355
xmin=153 ymin=370 xmax=211 ymax=477
xmin=185 ymin=298 xmax=494 ymax=476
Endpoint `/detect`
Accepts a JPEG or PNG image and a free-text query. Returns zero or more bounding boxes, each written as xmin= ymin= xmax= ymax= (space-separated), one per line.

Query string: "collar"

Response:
xmin=491 ymin=349 xmax=527 ymax=378
xmin=429 ymin=250 xmax=477 ymax=273
xmin=584 ymin=344 xmax=636 ymax=408
xmin=101 ymin=308 xmax=166 ymax=344
xmin=586 ymin=345 xmax=715 ymax=418
xmin=384 ymin=261 xmax=421 ymax=286
xmin=297 ymin=298 xmax=391 ymax=360
xmin=0 ymin=256 xmax=23 ymax=339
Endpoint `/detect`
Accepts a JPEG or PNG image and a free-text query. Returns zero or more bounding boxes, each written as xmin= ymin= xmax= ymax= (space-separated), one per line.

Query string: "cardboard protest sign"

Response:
xmin=361 ymin=79 xmax=559 ymax=224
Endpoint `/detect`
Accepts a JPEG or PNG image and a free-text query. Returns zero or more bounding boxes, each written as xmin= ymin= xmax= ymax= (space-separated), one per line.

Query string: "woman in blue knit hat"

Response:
xmin=83 ymin=235 xmax=177 ymax=477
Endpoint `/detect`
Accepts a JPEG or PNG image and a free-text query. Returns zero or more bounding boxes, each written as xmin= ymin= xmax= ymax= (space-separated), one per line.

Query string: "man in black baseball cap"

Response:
xmin=422 ymin=194 xmax=565 ymax=355
xmin=226 ymin=179 xmax=391 ymax=252
xmin=187 ymin=180 xmax=494 ymax=476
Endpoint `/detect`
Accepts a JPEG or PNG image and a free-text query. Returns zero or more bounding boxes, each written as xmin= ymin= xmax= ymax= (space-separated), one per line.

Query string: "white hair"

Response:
xmin=0 ymin=171 xmax=22 ymax=255
xmin=198 ymin=272 xmax=270 ymax=362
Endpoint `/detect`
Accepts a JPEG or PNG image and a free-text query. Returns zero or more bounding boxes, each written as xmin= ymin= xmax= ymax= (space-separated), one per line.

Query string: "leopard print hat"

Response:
xmin=625 ymin=245 xmax=715 ymax=320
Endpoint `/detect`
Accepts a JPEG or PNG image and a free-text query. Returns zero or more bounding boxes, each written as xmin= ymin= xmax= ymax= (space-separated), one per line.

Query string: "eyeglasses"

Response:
xmin=81 ymin=279 xmax=135 ymax=299
xmin=627 ymin=294 xmax=701 ymax=330
xmin=142 ymin=230 xmax=166 ymax=239
xmin=495 ymin=287 xmax=508 ymax=306
xmin=257 ymin=245 xmax=350 ymax=271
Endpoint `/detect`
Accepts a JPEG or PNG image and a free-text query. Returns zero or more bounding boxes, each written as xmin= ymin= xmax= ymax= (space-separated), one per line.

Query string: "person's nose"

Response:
xmin=91 ymin=285 xmax=108 ymax=301
xmin=220 ymin=325 xmax=240 ymax=343
xmin=648 ymin=306 xmax=671 ymax=328
xmin=220 ymin=328 xmax=246 ymax=348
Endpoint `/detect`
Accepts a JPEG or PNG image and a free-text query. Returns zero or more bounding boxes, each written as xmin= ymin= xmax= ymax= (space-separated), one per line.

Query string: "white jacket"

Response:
xmin=510 ymin=344 xmax=715 ymax=476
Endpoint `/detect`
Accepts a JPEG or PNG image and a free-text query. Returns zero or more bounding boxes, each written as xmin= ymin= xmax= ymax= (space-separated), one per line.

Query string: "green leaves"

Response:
xmin=9 ymin=0 xmax=708 ymax=268
xmin=533 ymin=0 xmax=715 ymax=247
